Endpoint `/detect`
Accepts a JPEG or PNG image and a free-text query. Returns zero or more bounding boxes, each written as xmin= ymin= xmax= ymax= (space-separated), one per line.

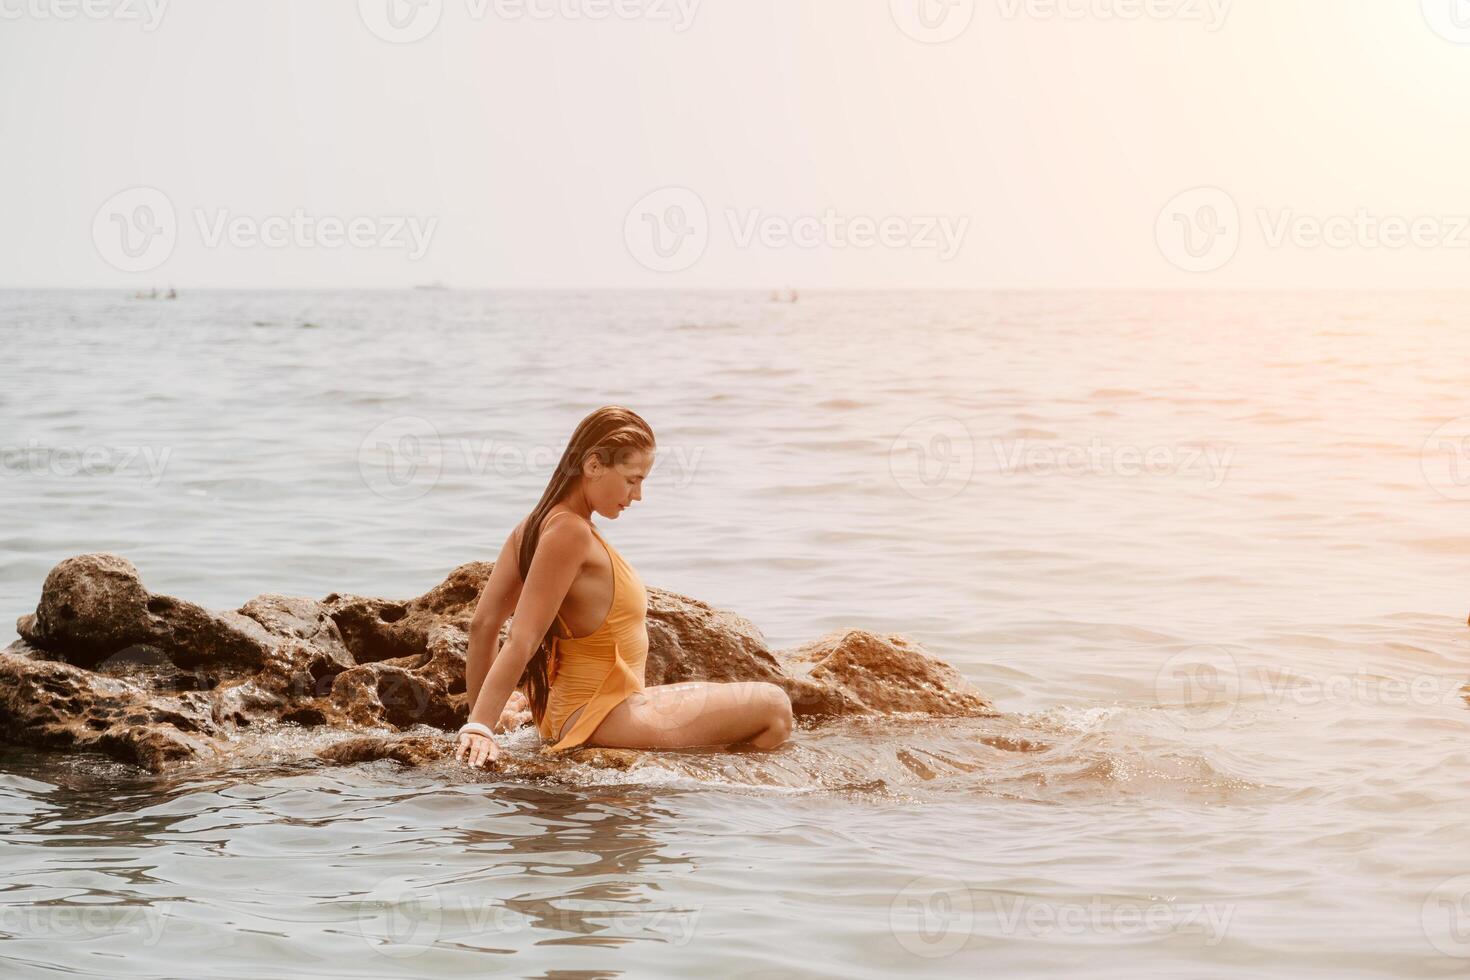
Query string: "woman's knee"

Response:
xmin=750 ymin=683 xmax=792 ymax=747
xmin=767 ymin=684 xmax=792 ymax=727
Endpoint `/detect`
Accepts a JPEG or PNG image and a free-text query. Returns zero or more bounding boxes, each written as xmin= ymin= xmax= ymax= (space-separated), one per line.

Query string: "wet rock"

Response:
xmin=644 ymin=589 xmax=850 ymax=718
xmin=322 ymin=562 xmax=487 ymax=664
xmin=19 ymin=553 xmax=279 ymax=673
xmin=314 ymin=733 xmax=643 ymax=778
xmin=782 ymin=629 xmax=996 ymax=718
xmin=317 ymin=734 xmax=453 ymax=767
xmin=2 ymin=552 xmax=995 ymax=773
xmin=0 ymin=642 xmax=225 ymax=772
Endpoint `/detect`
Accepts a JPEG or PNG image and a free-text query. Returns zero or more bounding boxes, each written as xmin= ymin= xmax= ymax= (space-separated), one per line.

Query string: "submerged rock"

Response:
xmin=1 ymin=552 xmax=996 ymax=773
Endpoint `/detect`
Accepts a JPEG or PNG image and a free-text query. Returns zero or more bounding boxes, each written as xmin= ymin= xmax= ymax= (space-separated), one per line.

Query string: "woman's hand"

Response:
xmin=455 ymin=728 xmax=500 ymax=769
xmin=496 ymin=690 xmax=532 ymax=733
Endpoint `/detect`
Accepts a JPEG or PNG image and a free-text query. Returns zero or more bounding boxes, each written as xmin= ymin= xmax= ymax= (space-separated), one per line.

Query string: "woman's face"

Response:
xmin=587 ymin=447 xmax=653 ymax=518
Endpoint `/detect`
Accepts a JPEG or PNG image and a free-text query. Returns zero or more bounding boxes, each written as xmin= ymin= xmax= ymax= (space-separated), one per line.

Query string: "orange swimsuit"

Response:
xmin=535 ymin=514 xmax=649 ymax=755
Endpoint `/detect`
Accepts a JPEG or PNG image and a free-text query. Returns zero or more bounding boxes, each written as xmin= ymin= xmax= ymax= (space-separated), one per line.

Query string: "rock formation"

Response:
xmin=0 ymin=553 xmax=996 ymax=774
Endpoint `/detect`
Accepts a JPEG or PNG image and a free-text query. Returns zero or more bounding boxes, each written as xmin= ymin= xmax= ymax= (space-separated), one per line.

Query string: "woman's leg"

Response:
xmin=585 ymin=681 xmax=793 ymax=751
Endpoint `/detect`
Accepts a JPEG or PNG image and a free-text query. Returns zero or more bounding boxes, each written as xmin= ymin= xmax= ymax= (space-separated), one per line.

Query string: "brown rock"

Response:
xmin=317 ymin=734 xmax=453 ymax=767
xmin=314 ymin=733 xmax=643 ymax=777
xmin=2 ymin=553 xmax=996 ymax=773
xmin=782 ymin=629 xmax=996 ymax=718
xmin=19 ymin=553 xmax=280 ymax=673
xmin=0 ymin=642 xmax=225 ymax=772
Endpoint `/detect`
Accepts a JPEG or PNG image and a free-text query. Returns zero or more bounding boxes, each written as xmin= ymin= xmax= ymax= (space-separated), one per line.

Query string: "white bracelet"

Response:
xmin=459 ymin=721 xmax=495 ymax=739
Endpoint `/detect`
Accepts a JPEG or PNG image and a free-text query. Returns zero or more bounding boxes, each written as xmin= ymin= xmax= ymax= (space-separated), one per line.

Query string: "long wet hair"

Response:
xmin=515 ymin=406 xmax=656 ymax=728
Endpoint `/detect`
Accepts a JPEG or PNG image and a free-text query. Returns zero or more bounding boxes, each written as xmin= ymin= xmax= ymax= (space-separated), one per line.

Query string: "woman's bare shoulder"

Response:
xmin=509 ymin=510 xmax=590 ymax=556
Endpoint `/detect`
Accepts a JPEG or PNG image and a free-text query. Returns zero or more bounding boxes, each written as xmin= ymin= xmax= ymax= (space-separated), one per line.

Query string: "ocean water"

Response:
xmin=1 ymin=289 xmax=1468 ymax=978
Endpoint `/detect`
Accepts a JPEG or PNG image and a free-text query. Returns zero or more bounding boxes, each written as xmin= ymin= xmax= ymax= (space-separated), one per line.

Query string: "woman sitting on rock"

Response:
xmin=455 ymin=406 xmax=793 ymax=769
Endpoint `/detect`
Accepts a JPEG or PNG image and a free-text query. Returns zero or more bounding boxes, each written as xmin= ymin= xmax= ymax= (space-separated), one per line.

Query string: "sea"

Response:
xmin=0 ymin=288 xmax=1467 ymax=977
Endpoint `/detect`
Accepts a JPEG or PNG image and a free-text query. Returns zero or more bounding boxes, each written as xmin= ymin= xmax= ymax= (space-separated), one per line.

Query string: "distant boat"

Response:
xmin=413 ymin=281 xmax=450 ymax=291
xmin=769 ymin=287 xmax=799 ymax=303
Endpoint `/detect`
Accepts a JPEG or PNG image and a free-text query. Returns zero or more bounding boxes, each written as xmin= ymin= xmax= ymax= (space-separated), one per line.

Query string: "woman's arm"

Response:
xmin=458 ymin=515 xmax=589 ymax=767
xmin=465 ymin=529 xmax=523 ymax=710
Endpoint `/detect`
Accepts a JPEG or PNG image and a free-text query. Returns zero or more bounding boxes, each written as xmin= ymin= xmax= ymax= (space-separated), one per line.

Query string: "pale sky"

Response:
xmin=3 ymin=1 xmax=1469 ymax=288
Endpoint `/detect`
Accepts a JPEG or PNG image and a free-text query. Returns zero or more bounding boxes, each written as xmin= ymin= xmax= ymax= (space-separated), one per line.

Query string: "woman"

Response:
xmin=455 ymin=406 xmax=794 ymax=769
